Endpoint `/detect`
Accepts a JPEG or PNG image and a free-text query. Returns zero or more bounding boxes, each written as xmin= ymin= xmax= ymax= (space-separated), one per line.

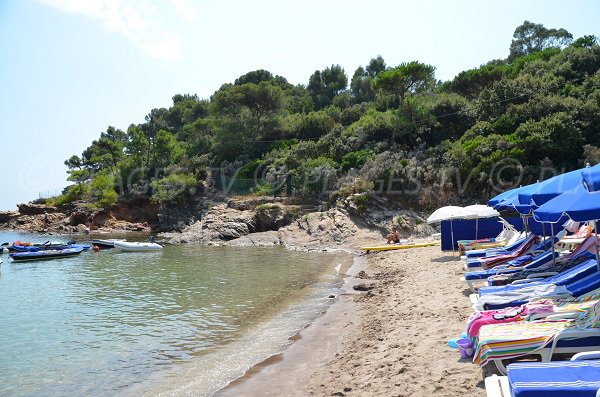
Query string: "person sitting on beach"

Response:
xmin=386 ymin=226 xmax=401 ymax=244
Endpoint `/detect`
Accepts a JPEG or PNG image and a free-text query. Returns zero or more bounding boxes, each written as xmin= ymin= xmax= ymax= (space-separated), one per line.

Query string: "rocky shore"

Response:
xmin=160 ymin=195 xmax=435 ymax=251
xmin=0 ymin=201 xmax=153 ymax=235
xmin=0 ymin=195 xmax=435 ymax=251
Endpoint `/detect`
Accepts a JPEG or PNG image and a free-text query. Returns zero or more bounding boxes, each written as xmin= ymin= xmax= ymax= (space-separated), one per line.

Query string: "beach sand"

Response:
xmin=220 ymin=245 xmax=488 ymax=397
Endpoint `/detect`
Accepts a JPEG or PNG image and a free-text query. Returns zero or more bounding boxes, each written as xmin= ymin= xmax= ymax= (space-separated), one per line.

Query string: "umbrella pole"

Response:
xmin=451 ymin=219 xmax=455 ymax=256
xmin=542 ymin=222 xmax=546 ymax=241
xmin=476 ymin=218 xmax=479 ymax=240
xmin=551 ymin=223 xmax=556 ymax=265
xmin=594 ymin=220 xmax=600 ymax=272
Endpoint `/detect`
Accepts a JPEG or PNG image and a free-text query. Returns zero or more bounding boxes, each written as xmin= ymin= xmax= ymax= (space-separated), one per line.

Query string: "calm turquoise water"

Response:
xmin=0 ymin=231 xmax=351 ymax=396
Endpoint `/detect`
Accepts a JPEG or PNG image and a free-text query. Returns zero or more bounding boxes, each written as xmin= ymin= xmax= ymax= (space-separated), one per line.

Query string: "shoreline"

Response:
xmin=216 ymin=252 xmax=368 ymax=397
xmin=218 ymin=246 xmax=489 ymax=397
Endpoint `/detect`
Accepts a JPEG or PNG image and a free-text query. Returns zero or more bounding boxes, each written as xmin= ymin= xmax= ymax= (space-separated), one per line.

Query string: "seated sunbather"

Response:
xmin=386 ymin=226 xmax=401 ymax=244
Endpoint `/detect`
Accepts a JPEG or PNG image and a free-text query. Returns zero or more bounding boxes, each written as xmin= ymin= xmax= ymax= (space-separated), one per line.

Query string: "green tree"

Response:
xmin=81 ymin=126 xmax=126 ymax=174
xmin=572 ymin=35 xmax=598 ymax=49
xmin=366 ymin=55 xmax=386 ymax=77
xmin=307 ymin=65 xmax=348 ymax=109
xmin=373 ymin=61 xmax=436 ymax=108
xmin=350 ymin=66 xmax=375 ymax=103
xmin=508 ymin=20 xmax=573 ymax=62
xmin=516 ymin=112 xmax=583 ymax=166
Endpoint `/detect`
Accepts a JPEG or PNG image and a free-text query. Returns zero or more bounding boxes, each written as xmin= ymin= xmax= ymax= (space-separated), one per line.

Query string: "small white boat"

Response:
xmin=90 ymin=239 xmax=126 ymax=249
xmin=113 ymin=241 xmax=163 ymax=251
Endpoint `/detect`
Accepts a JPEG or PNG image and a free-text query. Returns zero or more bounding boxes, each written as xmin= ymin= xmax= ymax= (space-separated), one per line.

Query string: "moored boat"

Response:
xmin=9 ymin=241 xmax=90 ymax=252
xmin=90 ymin=239 xmax=126 ymax=249
xmin=113 ymin=241 xmax=163 ymax=251
xmin=9 ymin=247 xmax=84 ymax=262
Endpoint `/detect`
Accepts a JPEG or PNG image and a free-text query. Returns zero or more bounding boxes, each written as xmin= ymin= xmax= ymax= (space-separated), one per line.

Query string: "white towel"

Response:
xmin=474 ymin=284 xmax=571 ymax=311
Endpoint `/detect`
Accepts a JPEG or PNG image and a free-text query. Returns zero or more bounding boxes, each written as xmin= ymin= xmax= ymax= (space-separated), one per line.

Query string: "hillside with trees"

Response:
xmin=53 ymin=21 xmax=600 ymax=216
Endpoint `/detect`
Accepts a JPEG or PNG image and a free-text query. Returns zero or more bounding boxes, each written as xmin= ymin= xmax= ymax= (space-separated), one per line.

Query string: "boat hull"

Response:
xmin=90 ymin=239 xmax=126 ymax=249
xmin=113 ymin=241 xmax=163 ymax=251
xmin=9 ymin=247 xmax=84 ymax=262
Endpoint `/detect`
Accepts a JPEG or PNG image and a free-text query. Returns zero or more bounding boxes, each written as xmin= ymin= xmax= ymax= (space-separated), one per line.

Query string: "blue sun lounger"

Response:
xmin=464 ymin=251 xmax=555 ymax=282
xmin=476 ymin=262 xmax=600 ymax=310
xmin=462 ymin=251 xmax=557 ymax=292
xmin=465 ymin=236 xmax=551 ymax=269
xmin=508 ymin=360 xmax=600 ymax=397
xmin=486 ymin=352 xmax=600 ymax=397
xmin=469 ymin=253 xmax=600 ymax=310
xmin=465 ymin=236 xmax=527 ymax=259
xmin=464 ymin=234 xmax=597 ymax=289
xmin=477 ymin=254 xmax=597 ymax=296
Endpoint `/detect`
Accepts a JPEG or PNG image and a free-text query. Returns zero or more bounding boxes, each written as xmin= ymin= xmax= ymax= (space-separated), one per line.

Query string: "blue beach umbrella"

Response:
xmin=534 ymin=170 xmax=600 ymax=223
xmin=500 ymin=182 xmax=544 ymax=215
xmin=529 ymin=164 xmax=600 ymax=207
xmin=534 ymin=168 xmax=600 ymax=270
xmin=488 ymin=186 xmax=523 ymax=208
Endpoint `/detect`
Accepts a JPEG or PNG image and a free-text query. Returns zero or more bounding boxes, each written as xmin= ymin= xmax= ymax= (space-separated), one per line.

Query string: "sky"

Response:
xmin=1 ymin=0 xmax=599 ymax=210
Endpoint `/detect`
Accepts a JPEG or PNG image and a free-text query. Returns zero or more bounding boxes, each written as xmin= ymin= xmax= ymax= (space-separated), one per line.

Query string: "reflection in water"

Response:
xmin=0 ymin=232 xmax=350 ymax=397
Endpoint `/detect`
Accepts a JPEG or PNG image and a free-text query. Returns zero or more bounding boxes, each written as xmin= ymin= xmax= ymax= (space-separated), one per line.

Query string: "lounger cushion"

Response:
xmin=508 ymin=360 xmax=600 ymax=396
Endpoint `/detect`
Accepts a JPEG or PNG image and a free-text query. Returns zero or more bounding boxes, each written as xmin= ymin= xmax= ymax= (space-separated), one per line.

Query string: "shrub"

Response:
xmin=340 ymin=149 xmax=373 ymax=171
xmin=91 ymin=175 xmax=119 ymax=208
xmin=150 ymin=173 xmax=197 ymax=204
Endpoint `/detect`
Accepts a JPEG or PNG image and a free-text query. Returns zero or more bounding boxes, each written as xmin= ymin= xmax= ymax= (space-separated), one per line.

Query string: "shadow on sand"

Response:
xmin=431 ymin=255 xmax=461 ymax=263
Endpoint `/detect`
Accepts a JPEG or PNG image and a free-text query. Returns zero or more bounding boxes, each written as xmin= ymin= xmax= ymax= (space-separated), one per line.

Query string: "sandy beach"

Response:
xmin=221 ymin=245 xmax=488 ymax=396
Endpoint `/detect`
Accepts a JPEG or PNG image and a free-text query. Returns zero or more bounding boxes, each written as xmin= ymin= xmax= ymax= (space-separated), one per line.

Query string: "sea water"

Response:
xmin=0 ymin=231 xmax=352 ymax=396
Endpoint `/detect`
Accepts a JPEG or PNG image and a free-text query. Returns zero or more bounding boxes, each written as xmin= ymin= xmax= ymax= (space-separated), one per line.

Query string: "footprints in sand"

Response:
xmin=307 ymin=248 xmax=484 ymax=397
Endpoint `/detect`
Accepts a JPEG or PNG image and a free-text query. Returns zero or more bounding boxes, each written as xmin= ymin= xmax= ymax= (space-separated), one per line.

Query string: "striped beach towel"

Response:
xmin=473 ymin=320 xmax=569 ymax=366
xmin=474 ymin=300 xmax=600 ymax=366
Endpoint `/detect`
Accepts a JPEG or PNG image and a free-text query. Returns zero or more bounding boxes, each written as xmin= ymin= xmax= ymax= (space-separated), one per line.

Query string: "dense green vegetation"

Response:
xmin=56 ymin=21 xmax=600 ymax=210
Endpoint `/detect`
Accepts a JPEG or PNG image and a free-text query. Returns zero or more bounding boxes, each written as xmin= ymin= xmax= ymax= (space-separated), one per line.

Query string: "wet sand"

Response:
xmin=218 ymin=246 xmax=486 ymax=397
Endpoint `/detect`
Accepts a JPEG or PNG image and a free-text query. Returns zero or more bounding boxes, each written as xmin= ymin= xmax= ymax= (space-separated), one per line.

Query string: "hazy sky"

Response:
xmin=1 ymin=0 xmax=599 ymax=210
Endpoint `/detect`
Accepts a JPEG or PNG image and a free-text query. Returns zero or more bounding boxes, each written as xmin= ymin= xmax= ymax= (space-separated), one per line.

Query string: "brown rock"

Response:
xmin=353 ymin=283 xmax=374 ymax=292
xmin=0 ymin=211 xmax=17 ymax=223
xmin=17 ymin=203 xmax=57 ymax=215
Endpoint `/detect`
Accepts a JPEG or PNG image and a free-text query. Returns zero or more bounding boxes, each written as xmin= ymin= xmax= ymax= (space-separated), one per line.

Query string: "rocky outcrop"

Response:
xmin=0 ymin=211 xmax=17 ymax=223
xmin=111 ymin=196 xmax=160 ymax=225
xmin=17 ymin=203 xmax=57 ymax=215
xmin=254 ymin=204 xmax=299 ymax=231
xmin=156 ymin=200 xmax=202 ymax=232
xmin=336 ymin=194 xmax=435 ymax=238
xmin=162 ymin=202 xmax=300 ymax=244
xmin=164 ymin=204 xmax=256 ymax=243
xmin=160 ymin=194 xmax=435 ymax=251
xmin=2 ymin=198 xmax=153 ymax=234
xmin=226 ymin=231 xmax=282 ymax=247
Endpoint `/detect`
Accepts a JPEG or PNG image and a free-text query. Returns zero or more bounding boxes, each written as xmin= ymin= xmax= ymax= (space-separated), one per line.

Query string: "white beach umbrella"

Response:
xmin=464 ymin=204 xmax=500 ymax=239
xmin=426 ymin=206 xmax=475 ymax=224
xmin=464 ymin=204 xmax=500 ymax=218
xmin=427 ymin=206 xmax=477 ymax=254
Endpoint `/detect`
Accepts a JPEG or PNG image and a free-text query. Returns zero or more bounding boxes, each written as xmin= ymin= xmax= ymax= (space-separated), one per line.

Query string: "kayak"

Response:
xmin=113 ymin=241 xmax=163 ymax=251
xmin=10 ymin=242 xmax=90 ymax=252
xmin=360 ymin=241 xmax=440 ymax=252
xmin=9 ymin=247 xmax=84 ymax=262
xmin=90 ymin=239 xmax=126 ymax=249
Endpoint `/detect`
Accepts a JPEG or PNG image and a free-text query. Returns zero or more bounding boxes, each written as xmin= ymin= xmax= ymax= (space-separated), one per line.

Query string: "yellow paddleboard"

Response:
xmin=360 ymin=241 xmax=440 ymax=252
